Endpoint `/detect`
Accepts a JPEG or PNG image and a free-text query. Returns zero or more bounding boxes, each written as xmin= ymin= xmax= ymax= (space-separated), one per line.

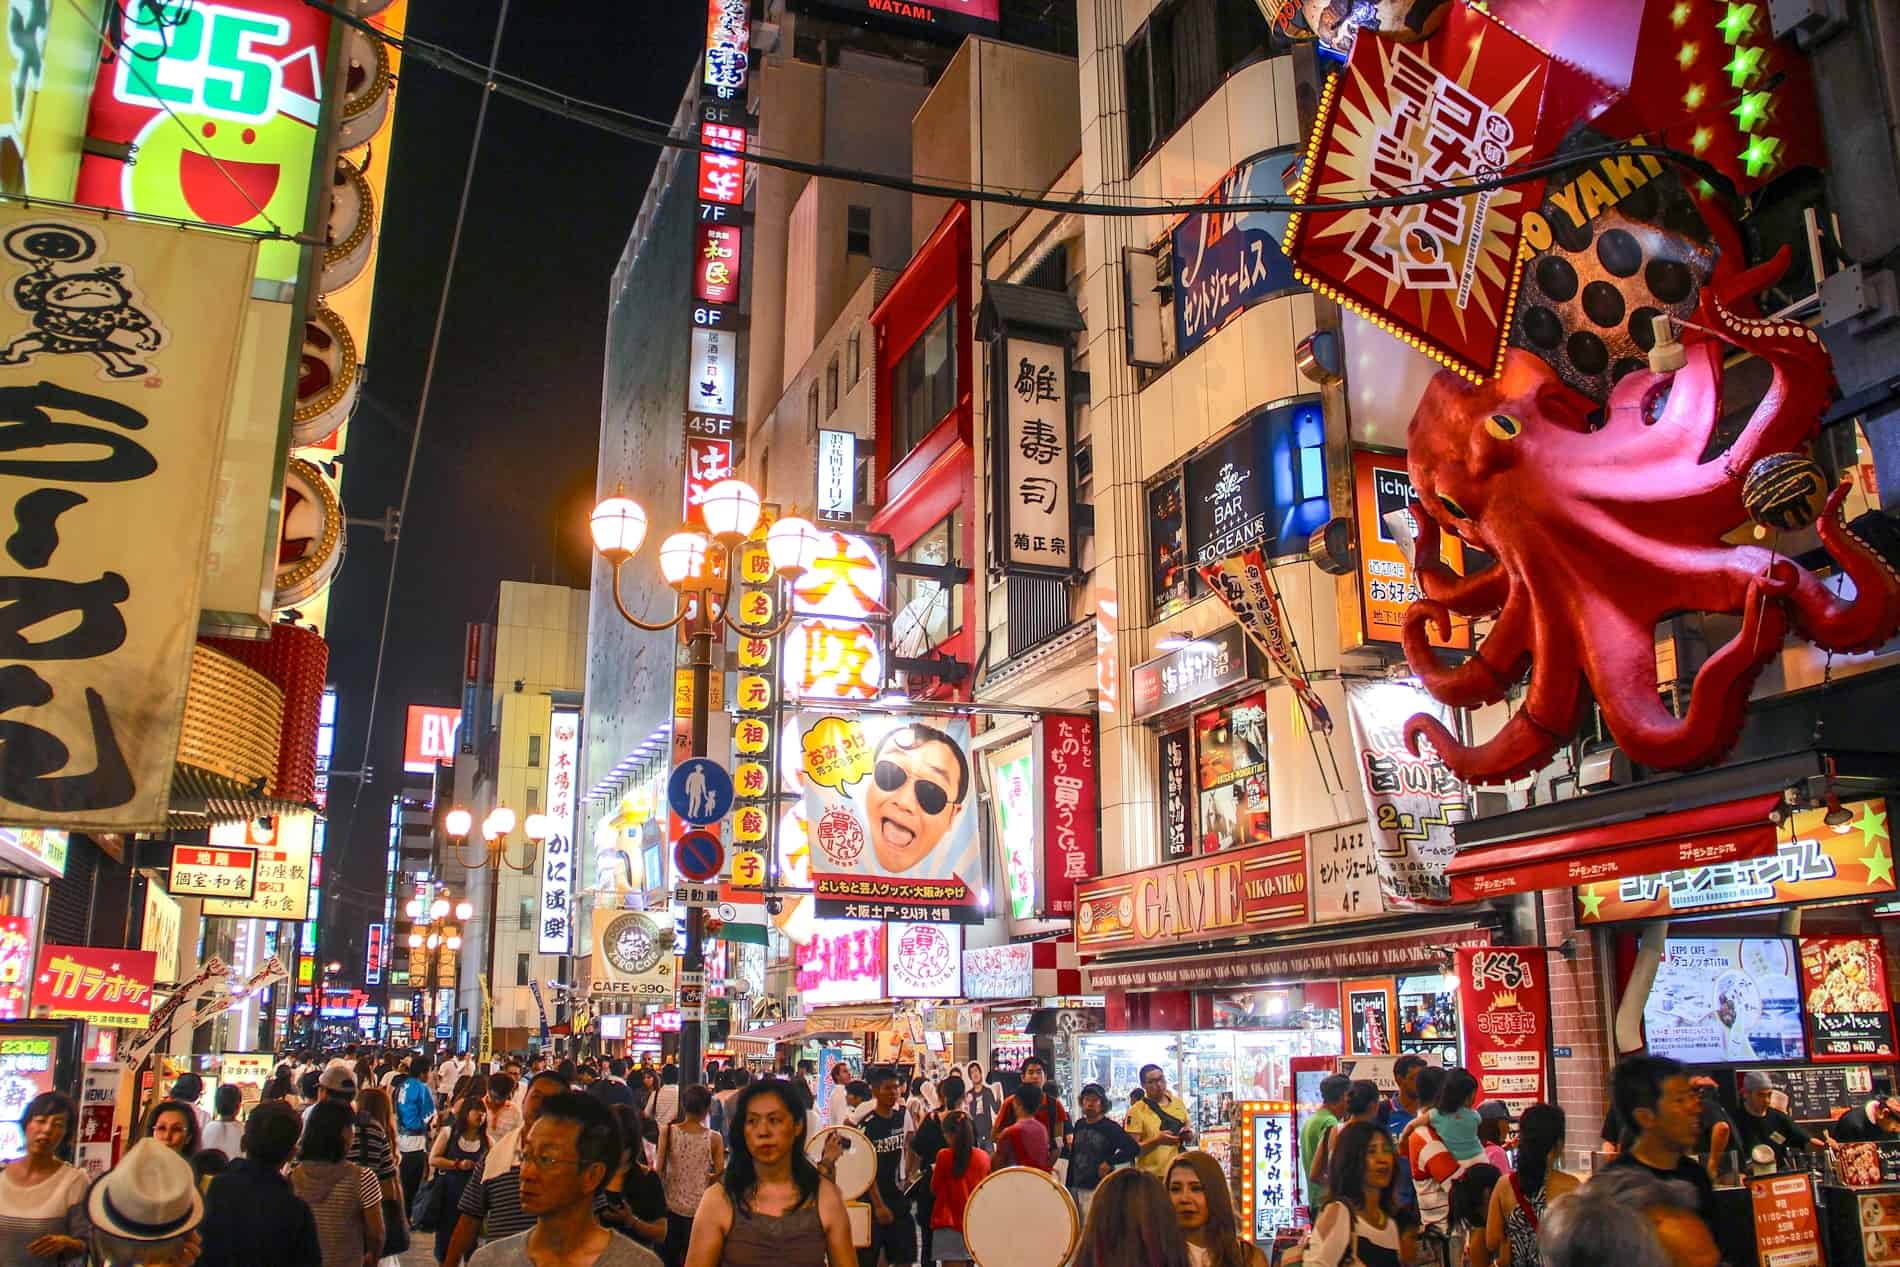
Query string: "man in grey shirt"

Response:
xmin=470 ymin=1092 xmax=659 ymax=1267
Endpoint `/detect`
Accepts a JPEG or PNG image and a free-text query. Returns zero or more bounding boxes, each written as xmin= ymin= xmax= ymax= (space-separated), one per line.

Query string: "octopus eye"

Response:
xmin=1485 ymin=413 xmax=1523 ymax=440
xmin=1438 ymin=494 xmax=1471 ymax=521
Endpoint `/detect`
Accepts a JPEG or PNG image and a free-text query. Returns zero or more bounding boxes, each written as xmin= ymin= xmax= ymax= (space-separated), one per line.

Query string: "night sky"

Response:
xmin=319 ymin=5 xmax=704 ymax=970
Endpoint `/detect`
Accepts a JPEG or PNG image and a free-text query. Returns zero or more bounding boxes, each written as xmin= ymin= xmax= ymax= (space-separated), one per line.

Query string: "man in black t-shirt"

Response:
xmin=856 ymin=1067 xmax=914 ymax=1267
xmin=1736 ymin=1071 xmax=1812 ymax=1168
xmin=1607 ymin=1054 xmax=1718 ymax=1232
xmin=1830 ymin=1095 xmax=1900 ymax=1142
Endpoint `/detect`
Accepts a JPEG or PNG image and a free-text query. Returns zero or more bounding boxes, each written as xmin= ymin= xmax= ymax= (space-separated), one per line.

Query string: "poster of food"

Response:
xmin=1798 ymin=936 xmax=1896 ymax=1062
xmin=1194 ymin=693 xmax=1270 ymax=853
xmin=1853 ymin=1189 xmax=1900 ymax=1265
xmin=1643 ymin=938 xmax=1806 ymax=1064
xmin=1346 ymin=979 xmax=1394 ymax=1057
xmin=799 ymin=713 xmax=981 ymax=921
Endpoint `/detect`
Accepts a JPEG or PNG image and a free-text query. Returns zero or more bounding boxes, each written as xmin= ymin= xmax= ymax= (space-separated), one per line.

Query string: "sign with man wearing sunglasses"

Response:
xmin=799 ymin=713 xmax=983 ymax=923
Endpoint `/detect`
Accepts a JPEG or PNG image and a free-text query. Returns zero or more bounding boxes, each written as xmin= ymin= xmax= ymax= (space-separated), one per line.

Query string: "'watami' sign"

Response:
xmin=1075 ymin=834 xmax=1309 ymax=954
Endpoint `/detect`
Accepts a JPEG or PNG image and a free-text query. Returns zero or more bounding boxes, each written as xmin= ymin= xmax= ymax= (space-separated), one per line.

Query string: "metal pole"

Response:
xmin=484 ymin=839 xmax=502 ymax=1070
xmin=681 ymin=611 xmax=712 ymax=1087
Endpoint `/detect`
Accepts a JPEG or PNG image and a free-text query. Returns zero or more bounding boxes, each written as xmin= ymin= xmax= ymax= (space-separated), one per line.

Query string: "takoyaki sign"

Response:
xmin=0 ymin=210 xmax=253 ymax=828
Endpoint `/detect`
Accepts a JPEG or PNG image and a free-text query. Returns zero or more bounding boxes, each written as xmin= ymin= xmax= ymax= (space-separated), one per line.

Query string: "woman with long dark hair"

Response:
xmin=0 ymin=1091 xmax=89 ymax=1265
xmin=1482 ymin=1105 xmax=1575 ymax=1267
xmin=683 ymin=1079 xmax=854 ymax=1267
xmin=140 ymin=1099 xmax=202 ymax=1160
xmin=929 ymin=1108 xmax=989 ymax=1267
xmin=1308 ymin=1121 xmax=1401 ymax=1267
xmin=910 ymin=1075 xmax=964 ymax=1265
xmin=1168 ymin=1151 xmax=1266 ymax=1267
xmin=1074 ymin=1168 xmax=1190 ymax=1267
xmin=426 ymin=1096 xmax=488 ymax=1264
xmin=601 ymin=1102 xmax=668 ymax=1252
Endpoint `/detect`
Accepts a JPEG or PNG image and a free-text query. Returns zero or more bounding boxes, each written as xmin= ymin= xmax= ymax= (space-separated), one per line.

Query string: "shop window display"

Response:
xmin=1396 ymin=973 xmax=1458 ymax=1068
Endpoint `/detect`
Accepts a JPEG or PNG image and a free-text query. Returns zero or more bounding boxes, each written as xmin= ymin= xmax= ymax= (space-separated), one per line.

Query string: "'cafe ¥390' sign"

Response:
xmin=1075 ymin=832 xmax=1310 ymax=954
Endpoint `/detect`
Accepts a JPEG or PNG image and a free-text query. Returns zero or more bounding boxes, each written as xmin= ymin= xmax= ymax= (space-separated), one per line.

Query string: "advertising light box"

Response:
xmin=1644 ymin=938 xmax=1806 ymax=1065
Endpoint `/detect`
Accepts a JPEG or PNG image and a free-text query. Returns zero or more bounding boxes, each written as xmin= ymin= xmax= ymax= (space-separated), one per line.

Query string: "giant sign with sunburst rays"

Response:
xmin=1283 ymin=1 xmax=1550 ymax=381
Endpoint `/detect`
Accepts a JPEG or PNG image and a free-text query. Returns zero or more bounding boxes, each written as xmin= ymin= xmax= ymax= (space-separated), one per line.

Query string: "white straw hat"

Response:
xmin=86 ymin=1138 xmax=205 ymax=1242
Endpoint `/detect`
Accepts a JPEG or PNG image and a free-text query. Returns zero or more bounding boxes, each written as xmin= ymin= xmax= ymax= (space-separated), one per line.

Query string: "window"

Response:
xmin=847 ymin=330 xmax=862 ymax=385
xmin=892 ymin=305 xmax=956 ymax=459
xmin=894 ymin=510 xmax=963 ymax=652
xmin=527 ymin=734 xmax=542 ymax=768
xmin=1125 ymin=0 xmax=1275 ymax=170
xmin=826 ymin=355 xmax=840 ymax=416
xmin=518 ymin=897 xmax=533 ymax=931
xmin=516 ymin=953 xmax=530 ymax=986
xmin=847 ymin=204 xmax=872 ymax=256
xmin=808 ymin=381 xmax=821 ymax=437
xmin=526 ymin=786 xmax=540 ymax=813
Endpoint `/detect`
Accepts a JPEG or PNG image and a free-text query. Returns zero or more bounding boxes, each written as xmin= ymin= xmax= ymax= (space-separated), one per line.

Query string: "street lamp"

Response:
xmin=590 ymin=477 xmax=811 ymax=1080
xmin=445 ymin=803 xmax=538 ymax=1069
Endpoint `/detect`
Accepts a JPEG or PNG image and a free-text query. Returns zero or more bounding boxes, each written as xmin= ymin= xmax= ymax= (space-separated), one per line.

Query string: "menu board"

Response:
xmin=1748 ymin=1173 xmax=1823 ymax=1267
xmin=1644 ymin=938 xmax=1807 ymax=1064
xmin=1752 ymin=1064 xmax=1875 ymax=1124
xmin=1799 ymin=937 xmax=1897 ymax=1062
xmin=1843 ymin=1188 xmax=1900 ymax=1266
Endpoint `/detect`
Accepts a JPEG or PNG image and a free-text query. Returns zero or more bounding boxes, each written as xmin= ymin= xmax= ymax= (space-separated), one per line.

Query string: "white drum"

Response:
xmin=965 ymin=1165 xmax=1081 ymax=1267
xmin=807 ymin=1125 xmax=875 ymax=1248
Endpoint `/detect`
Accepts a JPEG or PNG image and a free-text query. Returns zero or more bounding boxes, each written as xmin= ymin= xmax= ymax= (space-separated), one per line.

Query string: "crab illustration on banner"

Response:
xmin=1198 ymin=548 xmax=1332 ymax=734
xmin=1283 ymin=0 xmax=1552 ymax=381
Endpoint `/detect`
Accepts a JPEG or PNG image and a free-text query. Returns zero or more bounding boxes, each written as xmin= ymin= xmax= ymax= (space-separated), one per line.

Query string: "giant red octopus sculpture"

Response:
xmin=1398 ymin=251 xmax=1900 ymax=785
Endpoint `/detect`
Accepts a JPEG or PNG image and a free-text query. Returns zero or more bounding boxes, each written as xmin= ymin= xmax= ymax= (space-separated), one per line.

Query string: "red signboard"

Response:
xmin=32 ymin=945 xmax=158 ymax=1027
xmin=1284 ymin=1 xmax=1551 ymax=381
xmin=1448 ymin=819 xmax=1782 ymax=902
xmin=1798 ymin=936 xmax=1897 ymax=1063
xmin=1042 ymin=712 xmax=1098 ymax=916
xmin=698 ymin=123 xmax=747 ymax=205
xmin=1456 ymin=946 xmax=1550 ymax=1115
xmin=1747 ymin=1174 xmax=1824 ymax=1267
xmin=684 ymin=437 xmax=736 ymax=528
xmin=403 ymin=705 xmax=462 ymax=774
xmin=1075 ymin=832 xmax=1308 ymax=955
xmin=695 ymin=223 xmax=742 ymax=305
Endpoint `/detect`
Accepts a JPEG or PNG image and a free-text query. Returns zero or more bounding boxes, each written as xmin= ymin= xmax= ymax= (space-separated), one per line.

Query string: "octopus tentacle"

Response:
xmin=1696 ymin=250 xmax=1836 ymax=481
xmin=1410 ymin=503 xmax=1507 ymax=615
xmin=1403 ymin=593 xmax=1530 ymax=708
xmin=1594 ymin=568 xmax=1794 ymax=770
xmin=1404 ymin=636 xmax=1584 ymax=786
xmin=1784 ymin=482 xmax=1900 ymax=654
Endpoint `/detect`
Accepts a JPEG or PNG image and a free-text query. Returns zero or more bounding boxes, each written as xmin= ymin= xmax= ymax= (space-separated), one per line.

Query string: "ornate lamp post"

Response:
xmin=444 ymin=804 xmax=536 ymax=1067
xmin=404 ymin=887 xmax=471 ymax=1044
xmin=590 ymin=478 xmax=812 ymax=1080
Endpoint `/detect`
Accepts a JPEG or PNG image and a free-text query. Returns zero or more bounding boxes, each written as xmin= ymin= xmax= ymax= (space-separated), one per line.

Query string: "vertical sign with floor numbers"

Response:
xmin=687 ymin=2 xmax=749 ymax=529
xmin=539 ymin=708 xmax=580 ymax=955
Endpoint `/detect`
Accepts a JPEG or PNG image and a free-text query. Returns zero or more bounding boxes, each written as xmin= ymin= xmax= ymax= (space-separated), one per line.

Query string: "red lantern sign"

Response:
xmin=695 ymin=224 xmax=742 ymax=305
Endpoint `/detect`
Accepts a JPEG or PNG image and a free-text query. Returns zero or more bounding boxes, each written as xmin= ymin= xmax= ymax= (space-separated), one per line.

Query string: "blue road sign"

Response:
xmin=668 ymin=757 xmax=734 ymax=826
xmin=675 ymin=830 xmax=725 ymax=883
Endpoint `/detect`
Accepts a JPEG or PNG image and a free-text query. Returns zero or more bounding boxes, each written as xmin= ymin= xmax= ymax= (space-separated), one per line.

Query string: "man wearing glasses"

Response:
xmin=862 ymin=725 xmax=969 ymax=877
xmin=443 ymin=1071 xmax=573 ymax=1267
xmin=469 ymin=1092 xmax=660 ymax=1267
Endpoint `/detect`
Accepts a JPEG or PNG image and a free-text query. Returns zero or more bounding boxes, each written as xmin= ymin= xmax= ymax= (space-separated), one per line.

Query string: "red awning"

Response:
xmin=1445 ymin=792 xmax=1786 ymax=902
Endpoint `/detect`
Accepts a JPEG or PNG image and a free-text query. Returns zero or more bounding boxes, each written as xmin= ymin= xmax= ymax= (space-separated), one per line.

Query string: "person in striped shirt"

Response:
xmin=441 ymin=1070 xmax=575 ymax=1267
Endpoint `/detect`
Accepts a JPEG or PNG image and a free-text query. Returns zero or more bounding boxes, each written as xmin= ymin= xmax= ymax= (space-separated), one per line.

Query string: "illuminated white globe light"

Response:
xmin=699 ymin=478 xmax=762 ymax=542
xmin=407 ymin=934 xmax=423 ymax=949
xmin=404 ymin=899 xmax=422 ymax=919
xmin=444 ymin=808 xmax=472 ymax=838
xmin=430 ymin=898 xmax=450 ymax=921
xmin=766 ymin=516 xmax=822 ymax=578
xmin=590 ymin=496 xmax=649 ymax=563
xmin=455 ymin=901 xmax=474 ymax=921
xmin=657 ymin=532 xmax=711 ymax=588
xmin=524 ymin=813 xmax=552 ymax=842
xmin=447 ymin=936 xmax=462 ymax=951
xmin=485 ymin=806 xmax=516 ymax=839
xmin=426 ymin=934 xmax=440 ymax=951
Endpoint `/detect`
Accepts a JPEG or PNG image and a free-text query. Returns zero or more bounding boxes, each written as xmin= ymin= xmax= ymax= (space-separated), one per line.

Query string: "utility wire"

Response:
xmin=301 ymin=0 xmax=1741 ymax=218
xmin=346 ymin=0 xmax=512 ymax=830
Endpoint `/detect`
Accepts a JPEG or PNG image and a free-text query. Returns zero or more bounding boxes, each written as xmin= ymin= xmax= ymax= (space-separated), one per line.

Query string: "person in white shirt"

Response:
xmin=825 ymin=1061 xmax=851 ymax=1129
xmin=651 ymin=1066 xmax=679 ymax=1127
xmin=200 ymin=1084 xmax=244 ymax=1159
xmin=437 ymin=1050 xmax=472 ymax=1101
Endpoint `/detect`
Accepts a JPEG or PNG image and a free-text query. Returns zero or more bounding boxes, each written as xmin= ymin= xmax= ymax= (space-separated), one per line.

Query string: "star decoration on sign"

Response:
xmin=1717 ymin=2 xmax=1758 ymax=44
xmin=1861 ymin=845 xmax=1895 ymax=888
xmin=1856 ymin=801 xmax=1890 ymax=846
xmin=1733 ymin=91 xmax=1770 ymax=130
xmin=1726 ymin=44 xmax=1765 ymax=87
xmin=1578 ymin=887 xmax=1606 ymax=920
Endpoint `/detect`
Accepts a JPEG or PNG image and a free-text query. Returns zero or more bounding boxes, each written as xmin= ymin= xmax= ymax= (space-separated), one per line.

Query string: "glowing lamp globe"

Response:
xmin=406 ymin=934 xmax=422 ymax=949
xmin=657 ymin=532 xmax=711 ymax=588
xmin=590 ymin=496 xmax=648 ymax=564
xmin=524 ymin=812 xmax=552 ymax=842
xmin=455 ymin=901 xmax=474 ymax=921
xmin=485 ymin=806 xmax=516 ymax=839
xmin=700 ymin=478 xmax=762 ymax=542
xmin=430 ymin=898 xmax=450 ymax=921
xmin=426 ymin=934 xmax=441 ymax=951
xmin=767 ymin=516 xmax=821 ymax=578
xmin=447 ymin=935 xmax=462 ymax=951
xmin=404 ymin=899 xmax=422 ymax=919
xmin=444 ymin=808 xmax=472 ymax=838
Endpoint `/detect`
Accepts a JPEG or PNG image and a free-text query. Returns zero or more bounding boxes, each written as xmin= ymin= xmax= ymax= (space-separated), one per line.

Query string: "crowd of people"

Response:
xmin=0 ymin=1043 xmax=1839 ymax=1267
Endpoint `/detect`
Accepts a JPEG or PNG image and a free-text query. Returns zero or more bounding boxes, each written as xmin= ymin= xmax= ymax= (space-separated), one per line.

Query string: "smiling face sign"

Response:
xmin=75 ymin=1 xmax=330 ymax=283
